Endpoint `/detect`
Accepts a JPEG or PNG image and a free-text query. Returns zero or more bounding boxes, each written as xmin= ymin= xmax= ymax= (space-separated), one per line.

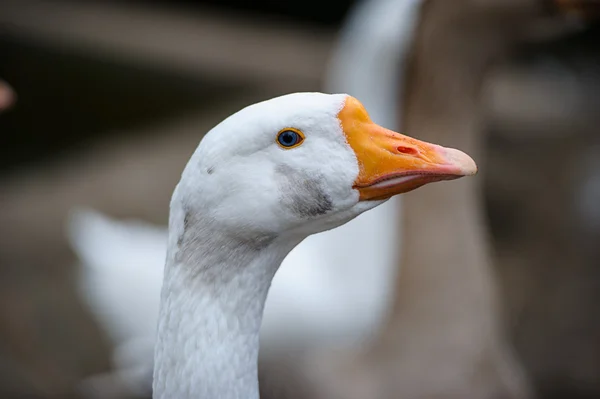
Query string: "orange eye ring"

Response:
xmin=276 ymin=128 xmax=305 ymax=149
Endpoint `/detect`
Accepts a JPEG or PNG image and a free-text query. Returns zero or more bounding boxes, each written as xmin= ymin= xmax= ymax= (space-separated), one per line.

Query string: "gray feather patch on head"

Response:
xmin=275 ymin=164 xmax=333 ymax=218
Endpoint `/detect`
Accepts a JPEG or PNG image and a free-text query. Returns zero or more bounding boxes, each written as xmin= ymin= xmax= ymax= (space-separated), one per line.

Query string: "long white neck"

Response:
xmin=152 ymin=191 xmax=298 ymax=399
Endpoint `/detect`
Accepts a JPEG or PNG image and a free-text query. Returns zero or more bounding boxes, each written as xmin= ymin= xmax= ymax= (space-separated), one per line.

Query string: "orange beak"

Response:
xmin=338 ymin=96 xmax=477 ymax=202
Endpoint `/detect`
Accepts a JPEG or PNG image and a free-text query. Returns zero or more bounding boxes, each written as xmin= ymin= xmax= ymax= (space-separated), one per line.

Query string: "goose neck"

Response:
xmin=152 ymin=203 xmax=297 ymax=399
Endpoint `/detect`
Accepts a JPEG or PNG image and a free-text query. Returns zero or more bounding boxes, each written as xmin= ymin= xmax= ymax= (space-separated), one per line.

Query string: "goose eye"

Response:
xmin=276 ymin=129 xmax=304 ymax=149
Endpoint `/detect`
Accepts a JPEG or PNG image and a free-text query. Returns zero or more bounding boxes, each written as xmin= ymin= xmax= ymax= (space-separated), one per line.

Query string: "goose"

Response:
xmin=149 ymin=91 xmax=476 ymax=399
xmin=70 ymin=1 xmax=423 ymax=395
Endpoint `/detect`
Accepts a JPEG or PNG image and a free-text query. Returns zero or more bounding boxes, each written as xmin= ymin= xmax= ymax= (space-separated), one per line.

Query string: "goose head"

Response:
xmin=177 ymin=92 xmax=477 ymax=240
xmin=156 ymin=92 xmax=477 ymax=399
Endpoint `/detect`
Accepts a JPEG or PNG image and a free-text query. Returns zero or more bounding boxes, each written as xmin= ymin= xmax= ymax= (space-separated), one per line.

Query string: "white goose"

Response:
xmin=70 ymin=0 xmax=425 ymax=395
xmin=150 ymin=92 xmax=475 ymax=399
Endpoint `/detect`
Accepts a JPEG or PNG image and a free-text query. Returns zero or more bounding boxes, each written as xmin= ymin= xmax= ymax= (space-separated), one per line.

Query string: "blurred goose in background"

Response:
xmin=290 ymin=1 xmax=598 ymax=399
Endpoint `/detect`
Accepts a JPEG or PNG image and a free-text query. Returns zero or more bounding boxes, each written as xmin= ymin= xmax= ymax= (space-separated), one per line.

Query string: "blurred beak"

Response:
xmin=552 ymin=0 xmax=600 ymax=19
xmin=0 ymin=80 xmax=15 ymax=112
xmin=339 ymin=96 xmax=477 ymax=201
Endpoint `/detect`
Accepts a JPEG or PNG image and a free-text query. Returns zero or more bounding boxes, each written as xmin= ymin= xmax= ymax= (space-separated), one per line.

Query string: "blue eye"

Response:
xmin=277 ymin=129 xmax=304 ymax=149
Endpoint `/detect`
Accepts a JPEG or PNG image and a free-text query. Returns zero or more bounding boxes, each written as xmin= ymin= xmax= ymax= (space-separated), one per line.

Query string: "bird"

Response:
xmin=150 ymin=91 xmax=476 ymax=399
xmin=69 ymin=2 xmax=426 ymax=396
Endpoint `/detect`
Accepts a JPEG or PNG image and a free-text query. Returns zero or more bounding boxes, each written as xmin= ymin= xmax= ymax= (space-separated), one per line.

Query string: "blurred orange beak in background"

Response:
xmin=0 ymin=80 xmax=16 ymax=112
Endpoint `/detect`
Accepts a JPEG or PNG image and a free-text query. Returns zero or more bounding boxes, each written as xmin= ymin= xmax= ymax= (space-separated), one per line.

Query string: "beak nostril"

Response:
xmin=397 ymin=146 xmax=419 ymax=156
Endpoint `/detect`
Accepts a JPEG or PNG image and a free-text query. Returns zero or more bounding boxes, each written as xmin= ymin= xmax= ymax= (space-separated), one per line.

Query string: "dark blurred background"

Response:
xmin=0 ymin=0 xmax=599 ymax=398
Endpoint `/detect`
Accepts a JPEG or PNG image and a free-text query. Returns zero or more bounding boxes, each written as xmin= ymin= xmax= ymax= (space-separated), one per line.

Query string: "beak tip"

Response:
xmin=441 ymin=148 xmax=478 ymax=177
